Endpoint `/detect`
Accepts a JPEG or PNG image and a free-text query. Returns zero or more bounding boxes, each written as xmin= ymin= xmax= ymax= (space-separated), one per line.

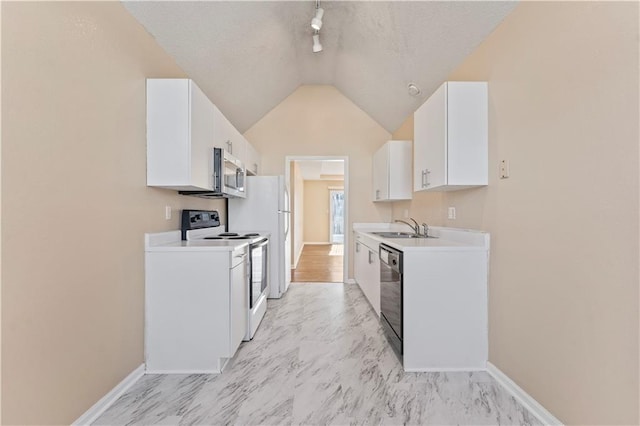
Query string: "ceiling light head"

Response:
xmin=311 ymin=7 xmax=324 ymax=30
xmin=408 ymin=83 xmax=421 ymax=97
xmin=312 ymin=33 xmax=323 ymax=53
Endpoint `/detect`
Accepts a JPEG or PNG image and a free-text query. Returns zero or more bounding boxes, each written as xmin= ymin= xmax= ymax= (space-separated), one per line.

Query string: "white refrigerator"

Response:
xmin=228 ymin=176 xmax=291 ymax=298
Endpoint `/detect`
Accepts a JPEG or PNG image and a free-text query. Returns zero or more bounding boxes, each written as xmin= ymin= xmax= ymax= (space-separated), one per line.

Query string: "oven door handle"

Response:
xmin=252 ymin=238 xmax=269 ymax=249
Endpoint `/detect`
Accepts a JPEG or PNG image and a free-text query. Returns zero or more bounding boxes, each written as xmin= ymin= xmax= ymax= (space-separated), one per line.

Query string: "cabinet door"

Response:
xmin=146 ymin=79 xmax=191 ymax=187
xmin=414 ymin=83 xmax=447 ymax=191
xmin=354 ymin=241 xmax=366 ymax=290
xmin=229 ymin=126 xmax=247 ymax=161
xmin=245 ymin=143 xmax=260 ymax=176
xmin=447 ymin=82 xmax=488 ymax=186
xmin=387 ymin=141 xmax=412 ymax=200
xmin=230 ymin=257 xmax=248 ymax=357
xmin=212 ymin=105 xmax=232 ymax=151
xmin=372 ymin=145 xmax=389 ymax=201
xmin=190 ymin=81 xmax=216 ymax=190
xmin=365 ymin=247 xmax=380 ymax=315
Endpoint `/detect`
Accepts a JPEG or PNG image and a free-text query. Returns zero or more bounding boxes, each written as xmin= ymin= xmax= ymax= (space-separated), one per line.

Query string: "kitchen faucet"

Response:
xmin=394 ymin=218 xmax=420 ymax=235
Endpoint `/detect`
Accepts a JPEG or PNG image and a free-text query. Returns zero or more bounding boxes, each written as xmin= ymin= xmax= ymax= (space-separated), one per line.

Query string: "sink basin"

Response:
xmin=371 ymin=231 xmax=436 ymax=239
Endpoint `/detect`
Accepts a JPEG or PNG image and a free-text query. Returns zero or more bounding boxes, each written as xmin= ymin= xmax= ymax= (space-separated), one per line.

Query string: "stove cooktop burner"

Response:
xmin=218 ymin=232 xmax=239 ymax=237
xmin=244 ymin=233 xmax=260 ymax=237
xmin=227 ymin=236 xmax=251 ymax=240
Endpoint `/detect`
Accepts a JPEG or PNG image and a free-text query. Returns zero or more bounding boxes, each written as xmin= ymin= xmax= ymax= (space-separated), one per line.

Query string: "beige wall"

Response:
xmin=392 ymin=2 xmax=639 ymax=424
xmin=244 ymin=86 xmax=392 ymax=277
xmin=303 ymin=180 xmax=344 ymax=243
xmin=290 ymin=162 xmax=305 ymax=266
xmin=1 ymin=3 xmax=225 ymax=424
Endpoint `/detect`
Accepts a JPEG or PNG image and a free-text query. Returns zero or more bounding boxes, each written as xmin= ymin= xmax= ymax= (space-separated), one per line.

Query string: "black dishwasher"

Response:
xmin=379 ymin=244 xmax=403 ymax=360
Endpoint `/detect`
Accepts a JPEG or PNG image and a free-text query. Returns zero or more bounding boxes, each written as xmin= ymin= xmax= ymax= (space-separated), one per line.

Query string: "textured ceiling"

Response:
xmin=123 ymin=1 xmax=517 ymax=133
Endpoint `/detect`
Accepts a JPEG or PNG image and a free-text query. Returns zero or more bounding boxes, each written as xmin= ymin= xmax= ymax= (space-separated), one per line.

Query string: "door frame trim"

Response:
xmin=285 ymin=156 xmax=349 ymax=283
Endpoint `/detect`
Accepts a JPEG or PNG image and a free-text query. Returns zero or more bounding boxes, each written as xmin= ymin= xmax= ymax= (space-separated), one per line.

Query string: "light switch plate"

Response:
xmin=500 ymin=160 xmax=510 ymax=179
xmin=165 ymin=205 xmax=172 ymax=220
xmin=448 ymin=207 xmax=456 ymax=220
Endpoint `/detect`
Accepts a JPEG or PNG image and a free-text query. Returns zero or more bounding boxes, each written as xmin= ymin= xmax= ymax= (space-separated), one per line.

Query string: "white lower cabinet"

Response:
xmin=354 ymin=227 xmax=488 ymax=371
xmin=354 ymin=234 xmax=380 ymax=315
xmin=145 ymin=246 xmax=249 ymax=373
xmin=402 ymin=249 xmax=487 ymax=371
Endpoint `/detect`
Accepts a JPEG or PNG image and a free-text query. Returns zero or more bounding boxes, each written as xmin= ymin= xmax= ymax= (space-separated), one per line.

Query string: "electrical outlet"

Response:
xmin=448 ymin=207 xmax=456 ymax=220
xmin=165 ymin=205 xmax=172 ymax=220
xmin=500 ymin=160 xmax=510 ymax=179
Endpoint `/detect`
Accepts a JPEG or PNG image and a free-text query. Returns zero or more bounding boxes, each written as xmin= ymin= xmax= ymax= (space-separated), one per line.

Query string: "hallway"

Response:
xmin=291 ymin=244 xmax=344 ymax=283
xmin=94 ymin=283 xmax=540 ymax=425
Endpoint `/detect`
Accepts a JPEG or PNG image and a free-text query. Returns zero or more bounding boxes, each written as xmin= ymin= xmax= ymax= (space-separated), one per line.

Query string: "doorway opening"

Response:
xmin=286 ymin=156 xmax=348 ymax=283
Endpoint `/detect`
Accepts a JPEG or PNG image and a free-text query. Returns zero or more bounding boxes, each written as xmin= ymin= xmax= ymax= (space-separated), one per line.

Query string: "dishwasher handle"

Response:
xmin=380 ymin=244 xmax=402 ymax=273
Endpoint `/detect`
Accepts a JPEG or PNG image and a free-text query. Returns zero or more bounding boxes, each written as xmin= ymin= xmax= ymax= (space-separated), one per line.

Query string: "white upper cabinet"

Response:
xmin=414 ymin=82 xmax=488 ymax=192
xmin=244 ymin=142 xmax=261 ymax=176
xmin=147 ymin=78 xmax=216 ymax=191
xmin=372 ymin=140 xmax=412 ymax=202
xmin=147 ymin=79 xmax=263 ymax=190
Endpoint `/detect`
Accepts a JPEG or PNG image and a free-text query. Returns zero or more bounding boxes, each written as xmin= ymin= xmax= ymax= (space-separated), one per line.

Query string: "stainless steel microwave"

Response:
xmin=179 ymin=148 xmax=246 ymax=199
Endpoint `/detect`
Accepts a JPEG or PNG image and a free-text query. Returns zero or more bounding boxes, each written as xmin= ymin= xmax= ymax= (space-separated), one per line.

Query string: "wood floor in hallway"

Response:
xmin=291 ymin=244 xmax=344 ymax=282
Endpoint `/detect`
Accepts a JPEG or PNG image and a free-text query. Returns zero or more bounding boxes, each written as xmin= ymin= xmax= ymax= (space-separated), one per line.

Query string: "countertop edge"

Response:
xmin=354 ymin=229 xmax=488 ymax=252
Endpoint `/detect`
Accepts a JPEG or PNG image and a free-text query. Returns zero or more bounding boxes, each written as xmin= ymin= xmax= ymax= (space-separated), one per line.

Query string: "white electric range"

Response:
xmin=182 ymin=210 xmax=269 ymax=341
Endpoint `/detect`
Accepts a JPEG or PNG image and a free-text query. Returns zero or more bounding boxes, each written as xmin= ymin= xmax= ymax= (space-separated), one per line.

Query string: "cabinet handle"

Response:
xmin=375 ymin=189 xmax=380 ymax=200
xmin=422 ymin=169 xmax=431 ymax=188
xmin=234 ymin=253 xmax=247 ymax=260
xmin=356 ymin=242 xmax=360 ymax=253
xmin=368 ymin=250 xmax=373 ymax=264
xmin=226 ymin=140 xmax=232 ymax=154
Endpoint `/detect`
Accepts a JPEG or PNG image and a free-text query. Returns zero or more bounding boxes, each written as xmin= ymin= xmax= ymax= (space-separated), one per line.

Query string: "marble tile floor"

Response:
xmin=94 ymin=283 xmax=541 ymax=425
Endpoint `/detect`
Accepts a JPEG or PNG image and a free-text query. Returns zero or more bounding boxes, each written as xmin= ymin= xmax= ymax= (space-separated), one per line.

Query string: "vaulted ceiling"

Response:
xmin=123 ymin=1 xmax=517 ymax=133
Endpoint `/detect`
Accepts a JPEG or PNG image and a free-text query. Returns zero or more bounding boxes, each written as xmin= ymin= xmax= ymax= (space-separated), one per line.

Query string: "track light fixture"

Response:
xmin=310 ymin=0 xmax=324 ymax=53
xmin=311 ymin=6 xmax=324 ymax=31
xmin=312 ymin=31 xmax=323 ymax=53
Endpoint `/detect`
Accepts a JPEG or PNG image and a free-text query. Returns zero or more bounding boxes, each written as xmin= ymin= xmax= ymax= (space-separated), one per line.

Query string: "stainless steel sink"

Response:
xmin=371 ymin=231 xmax=436 ymax=239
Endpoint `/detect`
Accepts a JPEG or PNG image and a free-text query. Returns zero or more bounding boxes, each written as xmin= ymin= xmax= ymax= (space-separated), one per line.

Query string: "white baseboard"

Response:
xmin=293 ymin=245 xmax=304 ymax=269
xmin=145 ymin=369 xmax=220 ymax=374
xmin=404 ymin=367 xmax=487 ymax=373
xmin=73 ymin=363 xmax=145 ymax=425
xmin=344 ymin=279 xmax=356 ymax=284
xmin=486 ymin=362 xmax=563 ymax=425
xmin=303 ymin=241 xmax=333 ymax=245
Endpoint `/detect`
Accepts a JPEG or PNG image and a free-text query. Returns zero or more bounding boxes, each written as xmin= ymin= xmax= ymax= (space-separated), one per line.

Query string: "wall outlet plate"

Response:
xmin=165 ymin=205 xmax=172 ymax=220
xmin=448 ymin=207 xmax=456 ymax=220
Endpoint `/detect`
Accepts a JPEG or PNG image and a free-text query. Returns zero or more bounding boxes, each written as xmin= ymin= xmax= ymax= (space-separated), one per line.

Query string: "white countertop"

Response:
xmin=353 ymin=223 xmax=489 ymax=252
xmin=145 ymin=231 xmax=250 ymax=252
